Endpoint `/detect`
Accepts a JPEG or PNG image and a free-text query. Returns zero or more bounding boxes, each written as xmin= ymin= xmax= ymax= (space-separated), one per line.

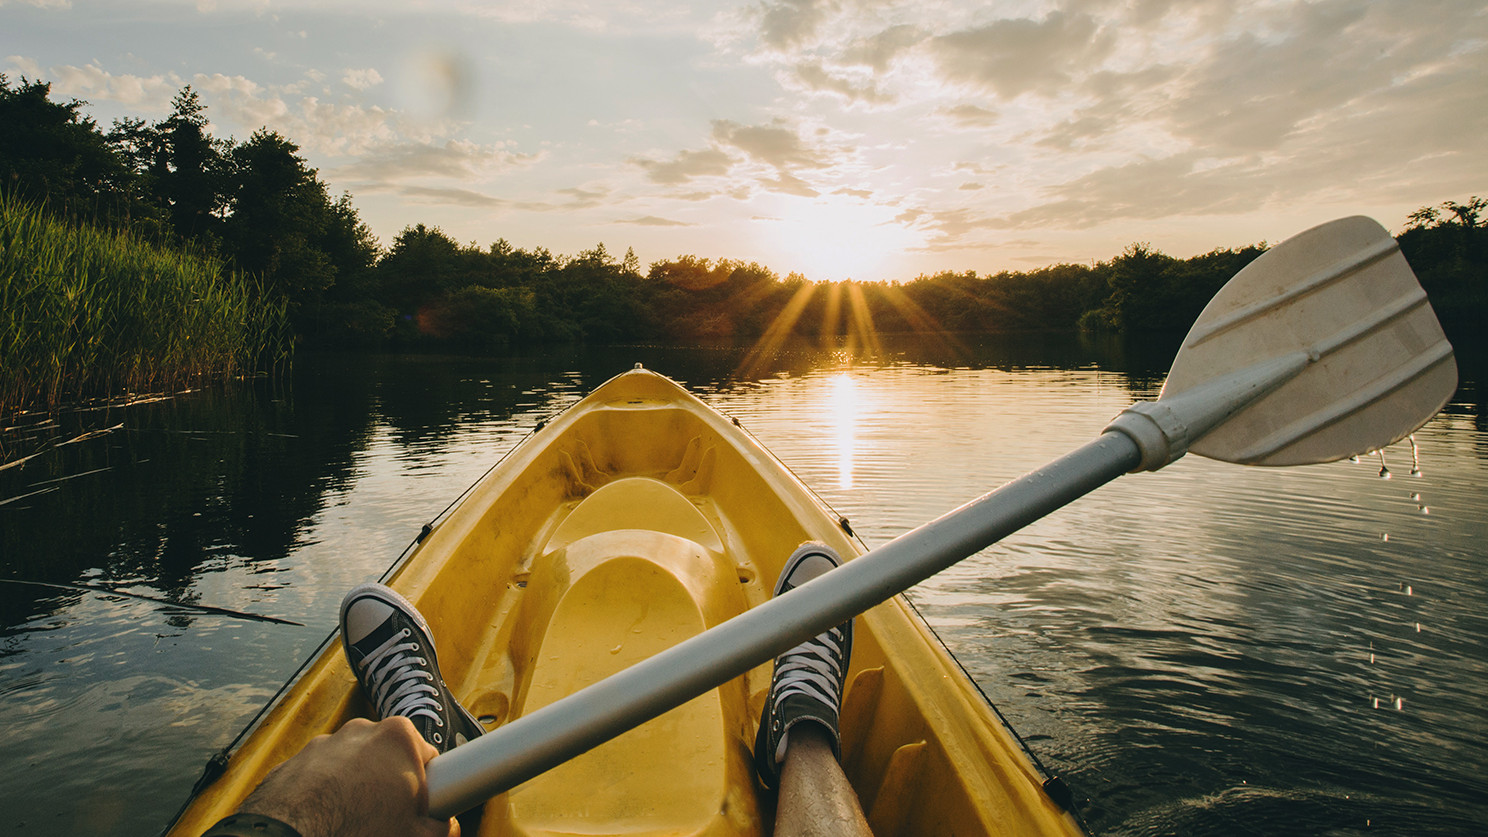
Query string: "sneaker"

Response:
xmin=340 ymin=582 xmax=484 ymax=753
xmin=753 ymin=543 xmax=854 ymax=789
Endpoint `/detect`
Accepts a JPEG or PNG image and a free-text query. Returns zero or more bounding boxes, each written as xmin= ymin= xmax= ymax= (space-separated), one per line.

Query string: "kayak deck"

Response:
xmin=168 ymin=369 xmax=1081 ymax=836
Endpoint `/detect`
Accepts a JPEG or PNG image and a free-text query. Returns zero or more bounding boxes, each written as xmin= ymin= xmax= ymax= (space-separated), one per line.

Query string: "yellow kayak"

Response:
xmin=168 ymin=367 xmax=1084 ymax=836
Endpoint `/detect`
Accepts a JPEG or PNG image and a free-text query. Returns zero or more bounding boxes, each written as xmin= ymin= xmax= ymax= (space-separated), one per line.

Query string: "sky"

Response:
xmin=3 ymin=0 xmax=1485 ymax=283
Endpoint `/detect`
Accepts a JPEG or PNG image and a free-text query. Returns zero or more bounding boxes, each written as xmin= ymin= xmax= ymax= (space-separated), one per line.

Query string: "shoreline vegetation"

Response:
xmin=3 ymin=74 xmax=1485 ymax=421
xmin=0 ymin=191 xmax=287 ymax=416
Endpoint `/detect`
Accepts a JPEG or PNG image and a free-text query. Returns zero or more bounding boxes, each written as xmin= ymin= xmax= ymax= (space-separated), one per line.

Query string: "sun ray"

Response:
xmin=819 ymin=281 xmax=844 ymax=349
xmin=877 ymin=283 xmax=971 ymax=362
xmin=733 ymin=281 xmax=817 ymax=380
xmin=843 ymin=281 xmax=884 ymax=359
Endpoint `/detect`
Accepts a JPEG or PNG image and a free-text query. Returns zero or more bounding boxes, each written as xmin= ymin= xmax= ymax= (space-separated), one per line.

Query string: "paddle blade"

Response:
xmin=1161 ymin=216 xmax=1456 ymax=466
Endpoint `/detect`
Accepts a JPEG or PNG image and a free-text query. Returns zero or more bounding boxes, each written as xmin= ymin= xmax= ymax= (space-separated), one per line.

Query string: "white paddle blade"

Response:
xmin=1161 ymin=216 xmax=1457 ymax=466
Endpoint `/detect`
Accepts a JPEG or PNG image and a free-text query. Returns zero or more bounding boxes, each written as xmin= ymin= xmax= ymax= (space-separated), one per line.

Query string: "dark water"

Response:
xmin=1 ymin=334 xmax=1484 ymax=835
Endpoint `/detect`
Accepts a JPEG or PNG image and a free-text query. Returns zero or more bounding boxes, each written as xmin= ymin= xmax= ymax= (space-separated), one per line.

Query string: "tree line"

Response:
xmin=4 ymin=74 xmax=1483 ymax=358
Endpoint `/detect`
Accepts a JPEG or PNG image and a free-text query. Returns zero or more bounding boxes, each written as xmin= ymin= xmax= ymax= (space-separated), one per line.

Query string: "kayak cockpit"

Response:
xmin=485 ymin=476 xmax=760 ymax=836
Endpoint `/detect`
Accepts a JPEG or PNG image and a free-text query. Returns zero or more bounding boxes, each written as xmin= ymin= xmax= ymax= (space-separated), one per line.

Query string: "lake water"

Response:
xmin=1 ymin=334 xmax=1484 ymax=836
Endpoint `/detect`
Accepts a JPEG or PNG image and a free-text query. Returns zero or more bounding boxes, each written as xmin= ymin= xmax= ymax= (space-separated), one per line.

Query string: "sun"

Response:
xmin=753 ymin=194 xmax=922 ymax=283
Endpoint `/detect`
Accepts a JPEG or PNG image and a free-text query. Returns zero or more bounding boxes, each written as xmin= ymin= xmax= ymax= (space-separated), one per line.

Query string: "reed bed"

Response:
xmin=0 ymin=192 xmax=288 ymax=417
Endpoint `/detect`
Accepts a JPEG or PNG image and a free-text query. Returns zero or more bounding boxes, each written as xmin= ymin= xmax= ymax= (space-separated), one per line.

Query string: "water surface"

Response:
xmin=1 ymin=334 xmax=1484 ymax=835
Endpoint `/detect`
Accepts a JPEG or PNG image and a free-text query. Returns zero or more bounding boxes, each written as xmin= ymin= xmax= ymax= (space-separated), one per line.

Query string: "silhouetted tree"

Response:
xmin=150 ymin=87 xmax=230 ymax=243
xmin=0 ymin=75 xmax=134 ymax=221
xmin=224 ymin=129 xmax=336 ymax=317
xmin=1398 ymin=196 xmax=1488 ymax=345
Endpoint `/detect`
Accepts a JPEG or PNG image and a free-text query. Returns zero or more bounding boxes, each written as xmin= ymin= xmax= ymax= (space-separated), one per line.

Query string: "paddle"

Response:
xmin=424 ymin=215 xmax=1457 ymax=818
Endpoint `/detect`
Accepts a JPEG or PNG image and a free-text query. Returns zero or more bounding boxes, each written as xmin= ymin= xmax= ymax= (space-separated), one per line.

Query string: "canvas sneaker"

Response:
xmin=753 ymin=542 xmax=854 ymax=789
xmin=339 ymin=582 xmax=485 ymax=752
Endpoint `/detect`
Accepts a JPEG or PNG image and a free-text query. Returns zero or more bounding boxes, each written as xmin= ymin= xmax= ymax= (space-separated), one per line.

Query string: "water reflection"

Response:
xmin=830 ymin=374 xmax=858 ymax=489
xmin=0 ymin=334 xmax=1484 ymax=835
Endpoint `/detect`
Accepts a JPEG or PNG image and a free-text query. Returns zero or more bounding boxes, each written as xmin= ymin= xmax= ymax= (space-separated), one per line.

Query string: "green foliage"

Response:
xmin=1398 ymin=196 xmax=1487 ymax=345
xmin=0 ymin=191 xmax=288 ymax=415
xmin=224 ymin=129 xmax=340 ymax=318
xmin=0 ymin=75 xmax=136 ymax=224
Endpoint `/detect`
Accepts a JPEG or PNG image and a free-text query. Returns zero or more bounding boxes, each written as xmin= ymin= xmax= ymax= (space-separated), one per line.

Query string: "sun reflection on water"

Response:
xmin=830 ymin=373 xmax=858 ymax=489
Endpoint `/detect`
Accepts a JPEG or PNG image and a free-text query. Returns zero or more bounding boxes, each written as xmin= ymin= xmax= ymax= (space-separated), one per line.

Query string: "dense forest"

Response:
xmin=3 ymin=75 xmax=1484 ymax=387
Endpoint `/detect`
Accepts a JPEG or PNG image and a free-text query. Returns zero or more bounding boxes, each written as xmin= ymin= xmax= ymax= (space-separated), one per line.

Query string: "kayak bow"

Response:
xmin=168 ymin=367 xmax=1083 ymax=837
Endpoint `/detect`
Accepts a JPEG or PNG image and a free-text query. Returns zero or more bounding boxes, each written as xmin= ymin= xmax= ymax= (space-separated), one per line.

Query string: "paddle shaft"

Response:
xmin=425 ymin=430 xmax=1142 ymax=817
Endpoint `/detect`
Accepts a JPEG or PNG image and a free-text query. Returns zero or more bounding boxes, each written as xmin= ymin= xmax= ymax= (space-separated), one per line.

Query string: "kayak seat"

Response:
xmin=488 ymin=477 xmax=759 ymax=836
xmin=543 ymin=476 xmax=724 ymax=556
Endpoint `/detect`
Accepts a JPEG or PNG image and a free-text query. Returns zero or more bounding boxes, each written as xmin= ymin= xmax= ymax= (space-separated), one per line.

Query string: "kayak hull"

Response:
xmin=168 ymin=368 xmax=1082 ymax=836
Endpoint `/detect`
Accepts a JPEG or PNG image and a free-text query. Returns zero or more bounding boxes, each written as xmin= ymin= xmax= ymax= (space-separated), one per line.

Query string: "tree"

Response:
xmin=376 ymin=224 xmax=465 ymax=317
xmin=0 ymin=75 xmax=133 ymax=221
xmin=1397 ymin=197 xmax=1487 ymax=344
xmin=223 ymin=129 xmax=337 ymax=317
xmin=150 ymin=87 xmax=230 ymax=243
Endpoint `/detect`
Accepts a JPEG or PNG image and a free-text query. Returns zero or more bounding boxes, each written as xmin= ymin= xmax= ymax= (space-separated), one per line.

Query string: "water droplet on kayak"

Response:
xmin=610 ymin=644 xmax=623 ymax=654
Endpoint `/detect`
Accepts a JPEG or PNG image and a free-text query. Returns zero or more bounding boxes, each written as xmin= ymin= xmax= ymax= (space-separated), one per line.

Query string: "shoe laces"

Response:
xmin=770 ymin=624 xmax=848 ymax=711
xmin=358 ymin=627 xmax=444 ymax=727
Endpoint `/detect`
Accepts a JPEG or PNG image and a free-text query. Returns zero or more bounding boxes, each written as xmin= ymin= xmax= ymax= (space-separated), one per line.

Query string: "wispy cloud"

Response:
xmin=928 ymin=12 xmax=1112 ymax=100
xmin=616 ymin=215 xmax=692 ymax=226
xmin=631 ymin=147 xmax=734 ymax=185
xmin=334 ymin=140 xmax=538 ymax=182
xmin=342 ymin=67 xmax=383 ymax=90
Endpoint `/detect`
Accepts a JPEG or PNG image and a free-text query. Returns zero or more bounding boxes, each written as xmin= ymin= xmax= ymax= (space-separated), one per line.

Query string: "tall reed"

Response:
xmin=0 ymin=191 xmax=288 ymax=416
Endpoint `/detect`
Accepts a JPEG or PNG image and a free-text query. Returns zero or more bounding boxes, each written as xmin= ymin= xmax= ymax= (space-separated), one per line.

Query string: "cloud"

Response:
xmin=382 ymin=184 xmax=507 ymax=208
xmin=0 ymin=0 xmax=71 ymax=8
xmin=333 ymin=139 xmax=538 ymax=181
xmin=343 ymin=67 xmax=384 ymax=90
xmin=755 ymin=0 xmax=836 ymax=51
xmin=5 ymin=58 xmax=179 ymax=110
xmin=556 ymin=186 xmax=609 ymax=208
xmin=631 ymin=147 xmax=734 ymax=184
xmin=929 ymin=11 xmax=1114 ymax=99
xmin=792 ymin=61 xmax=891 ymax=105
xmin=760 ymin=171 xmax=819 ymax=197
xmin=940 ymin=104 xmax=999 ymax=127
xmin=840 ymin=24 xmax=926 ymax=72
xmin=616 ymin=215 xmax=692 ymax=227
xmin=712 ymin=119 xmax=830 ymax=170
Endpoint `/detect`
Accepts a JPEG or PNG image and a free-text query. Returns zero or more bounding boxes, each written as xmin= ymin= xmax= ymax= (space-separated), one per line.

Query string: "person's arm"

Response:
xmin=203 ymin=716 xmax=457 ymax=837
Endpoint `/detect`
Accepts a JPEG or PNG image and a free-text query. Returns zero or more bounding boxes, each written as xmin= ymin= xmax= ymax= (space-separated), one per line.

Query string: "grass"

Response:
xmin=0 ymin=191 xmax=288 ymax=417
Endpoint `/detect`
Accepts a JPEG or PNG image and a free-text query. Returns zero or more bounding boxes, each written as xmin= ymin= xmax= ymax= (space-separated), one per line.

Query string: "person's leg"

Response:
xmin=340 ymin=583 xmax=485 ymax=751
xmin=753 ymin=543 xmax=872 ymax=836
xmin=775 ymin=723 xmax=871 ymax=836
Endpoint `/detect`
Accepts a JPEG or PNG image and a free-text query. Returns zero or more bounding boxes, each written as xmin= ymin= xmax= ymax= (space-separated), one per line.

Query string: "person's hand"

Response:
xmin=236 ymin=716 xmax=456 ymax=837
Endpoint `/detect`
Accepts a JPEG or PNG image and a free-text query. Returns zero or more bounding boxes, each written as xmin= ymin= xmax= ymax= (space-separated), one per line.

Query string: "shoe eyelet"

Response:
xmin=436 ymin=715 xmax=445 ymax=726
xmin=411 ymin=643 xmax=419 ymax=651
xmin=401 ymin=628 xmax=411 ymax=637
xmin=433 ymin=732 xmax=443 ymax=744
